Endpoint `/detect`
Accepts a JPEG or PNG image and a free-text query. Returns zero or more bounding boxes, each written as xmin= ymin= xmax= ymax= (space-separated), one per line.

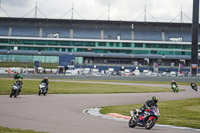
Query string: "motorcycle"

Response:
xmin=128 ymin=106 xmax=160 ymax=130
xmin=191 ymin=83 xmax=198 ymax=91
xmin=38 ymin=83 xmax=47 ymax=96
xmin=171 ymin=84 xmax=179 ymax=93
xmin=10 ymin=83 xmax=21 ymax=98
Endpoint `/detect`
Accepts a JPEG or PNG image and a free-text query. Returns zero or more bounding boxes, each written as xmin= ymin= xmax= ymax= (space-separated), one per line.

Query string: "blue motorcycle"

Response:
xmin=128 ymin=106 xmax=160 ymax=130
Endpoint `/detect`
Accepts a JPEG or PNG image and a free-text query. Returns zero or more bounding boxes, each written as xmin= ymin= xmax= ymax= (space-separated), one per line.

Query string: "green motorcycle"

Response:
xmin=171 ymin=84 xmax=179 ymax=93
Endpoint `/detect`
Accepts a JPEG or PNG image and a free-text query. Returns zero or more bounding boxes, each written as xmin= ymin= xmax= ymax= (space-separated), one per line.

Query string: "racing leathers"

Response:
xmin=40 ymin=79 xmax=49 ymax=91
xmin=139 ymin=100 xmax=158 ymax=114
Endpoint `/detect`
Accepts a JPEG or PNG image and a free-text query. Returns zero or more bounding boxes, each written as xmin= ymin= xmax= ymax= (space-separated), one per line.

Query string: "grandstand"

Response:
xmin=0 ymin=17 xmax=199 ymax=72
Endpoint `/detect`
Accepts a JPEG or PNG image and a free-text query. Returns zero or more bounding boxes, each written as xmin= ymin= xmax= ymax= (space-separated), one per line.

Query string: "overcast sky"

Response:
xmin=0 ymin=0 xmax=194 ymax=23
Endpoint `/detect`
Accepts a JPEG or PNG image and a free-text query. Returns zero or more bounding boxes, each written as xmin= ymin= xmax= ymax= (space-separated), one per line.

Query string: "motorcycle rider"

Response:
xmin=40 ymin=77 xmax=49 ymax=92
xmin=191 ymin=81 xmax=197 ymax=89
xmin=14 ymin=78 xmax=23 ymax=94
xmin=171 ymin=80 xmax=178 ymax=92
xmin=191 ymin=81 xmax=197 ymax=87
xmin=14 ymin=72 xmax=23 ymax=79
xmin=171 ymin=80 xmax=177 ymax=86
xmin=138 ymin=96 xmax=158 ymax=114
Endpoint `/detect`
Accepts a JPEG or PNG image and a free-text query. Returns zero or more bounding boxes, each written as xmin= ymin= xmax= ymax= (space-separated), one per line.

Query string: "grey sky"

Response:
xmin=0 ymin=0 xmax=193 ymax=23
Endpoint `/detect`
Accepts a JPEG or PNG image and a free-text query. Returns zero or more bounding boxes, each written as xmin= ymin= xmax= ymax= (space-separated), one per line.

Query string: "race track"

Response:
xmin=0 ymin=81 xmax=199 ymax=133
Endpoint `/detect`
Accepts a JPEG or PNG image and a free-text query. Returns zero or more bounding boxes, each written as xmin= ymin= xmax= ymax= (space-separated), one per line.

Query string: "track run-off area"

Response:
xmin=0 ymin=79 xmax=200 ymax=133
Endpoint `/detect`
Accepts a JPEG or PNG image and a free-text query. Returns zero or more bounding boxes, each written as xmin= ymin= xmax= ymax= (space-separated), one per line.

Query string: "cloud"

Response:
xmin=0 ymin=0 xmax=194 ymax=22
xmin=2 ymin=0 xmax=31 ymax=7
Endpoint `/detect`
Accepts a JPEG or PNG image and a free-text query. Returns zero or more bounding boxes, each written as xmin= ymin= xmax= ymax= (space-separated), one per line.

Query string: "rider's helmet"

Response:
xmin=44 ymin=77 xmax=48 ymax=79
xmin=18 ymin=78 xmax=22 ymax=82
xmin=172 ymin=80 xmax=175 ymax=82
xmin=152 ymin=96 xmax=158 ymax=104
xmin=191 ymin=81 xmax=194 ymax=84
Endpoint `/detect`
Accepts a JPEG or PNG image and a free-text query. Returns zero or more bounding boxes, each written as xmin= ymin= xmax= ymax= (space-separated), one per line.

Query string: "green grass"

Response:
xmin=0 ymin=126 xmax=48 ymax=133
xmin=94 ymin=80 xmax=200 ymax=86
xmin=46 ymin=78 xmax=199 ymax=86
xmin=100 ymin=98 xmax=200 ymax=129
xmin=33 ymin=78 xmax=200 ymax=86
xmin=0 ymin=79 xmax=172 ymax=95
xmin=1 ymin=77 xmax=199 ymax=86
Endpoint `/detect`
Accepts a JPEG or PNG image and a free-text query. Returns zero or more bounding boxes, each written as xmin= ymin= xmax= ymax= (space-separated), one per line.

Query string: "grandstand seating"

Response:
xmin=42 ymin=27 xmax=70 ymax=38
xmin=73 ymin=29 xmax=100 ymax=39
xmin=134 ymin=30 xmax=162 ymax=41
xmin=0 ymin=26 xmax=9 ymax=36
xmin=165 ymin=31 xmax=191 ymax=42
xmin=12 ymin=26 xmax=39 ymax=37
xmin=0 ymin=19 xmax=196 ymax=42
xmin=7 ymin=26 xmax=194 ymax=42
xmin=104 ymin=29 xmax=131 ymax=40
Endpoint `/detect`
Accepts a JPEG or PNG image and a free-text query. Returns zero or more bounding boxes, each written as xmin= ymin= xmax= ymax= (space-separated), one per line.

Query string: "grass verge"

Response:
xmin=100 ymin=97 xmax=200 ymax=129
xmin=1 ymin=77 xmax=199 ymax=86
xmin=0 ymin=126 xmax=48 ymax=133
xmin=0 ymin=79 xmax=172 ymax=95
xmin=99 ymin=80 xmax=200 ymax=86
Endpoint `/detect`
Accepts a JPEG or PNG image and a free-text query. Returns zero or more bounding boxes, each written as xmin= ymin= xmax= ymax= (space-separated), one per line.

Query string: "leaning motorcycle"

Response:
xmin=10 ymin=83 xmax=20 ymax=98
xmin=128 ymin=106 xmax=160 ymax=130
xmin=171 ymin=84 xmax=179 ymax=93
xmin=191 ymin=84 xmax=198 ymax=91
xmin=38 ymin=83 xmax=47 ymax=96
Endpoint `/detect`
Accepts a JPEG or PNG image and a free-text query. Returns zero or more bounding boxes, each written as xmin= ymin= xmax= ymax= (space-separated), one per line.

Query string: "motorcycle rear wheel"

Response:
xmin=176 ymin=87 xmax=179 ymax=93
xmin=128 ymin=117 xmax=137 ymax=128
xmin=145 ymin=118 xmax=156 ymax=130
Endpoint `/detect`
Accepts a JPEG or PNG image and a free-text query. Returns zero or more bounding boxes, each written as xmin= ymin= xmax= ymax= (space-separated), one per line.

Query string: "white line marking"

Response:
xmin=83 ymin=108 xmax=200 ymax=132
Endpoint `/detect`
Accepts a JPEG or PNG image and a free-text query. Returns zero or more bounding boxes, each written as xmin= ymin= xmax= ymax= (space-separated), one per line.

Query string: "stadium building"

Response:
xmin=0 ymin=17 xmax=199 ymax=72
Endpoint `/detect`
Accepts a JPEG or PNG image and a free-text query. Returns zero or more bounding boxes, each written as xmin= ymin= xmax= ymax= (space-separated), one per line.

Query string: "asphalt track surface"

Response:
xmin=0 ymin=80 xmax=200 ymax=133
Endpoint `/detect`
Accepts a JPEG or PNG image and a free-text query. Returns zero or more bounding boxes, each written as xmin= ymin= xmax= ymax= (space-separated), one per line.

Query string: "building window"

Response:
xmin=98 ymin=42 xmax=106 ymax=46
xmin=84 ymin=42 xmax=95 ymax=47
xmin=135 ymin=43 xmax=143 ymax=48
xmin=122 ymin=43 xmax=131 ymax=47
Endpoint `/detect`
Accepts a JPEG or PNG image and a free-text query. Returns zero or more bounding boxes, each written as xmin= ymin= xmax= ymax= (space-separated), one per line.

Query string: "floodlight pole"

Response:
xmin=191 ymin=0 xmax=199 ymax=76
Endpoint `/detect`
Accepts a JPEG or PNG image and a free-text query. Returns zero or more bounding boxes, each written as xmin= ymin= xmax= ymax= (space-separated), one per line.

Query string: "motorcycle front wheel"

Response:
xmin=128 ymin=117 xmax=137 ymax=128
xmin=14 ymin=93 xmax=18 ymax=98
xmin=14 ymin=90 xmax=18 ymax=98
xmin=172 ymin=88 xmax=175 ymax=93
xmin=10 ymin=90 xmax=14 ymax=98
xmin=145 ymin=118 xmax=156 ymax=130
xmin=38 ymin=90 xmax=41 ymax=96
